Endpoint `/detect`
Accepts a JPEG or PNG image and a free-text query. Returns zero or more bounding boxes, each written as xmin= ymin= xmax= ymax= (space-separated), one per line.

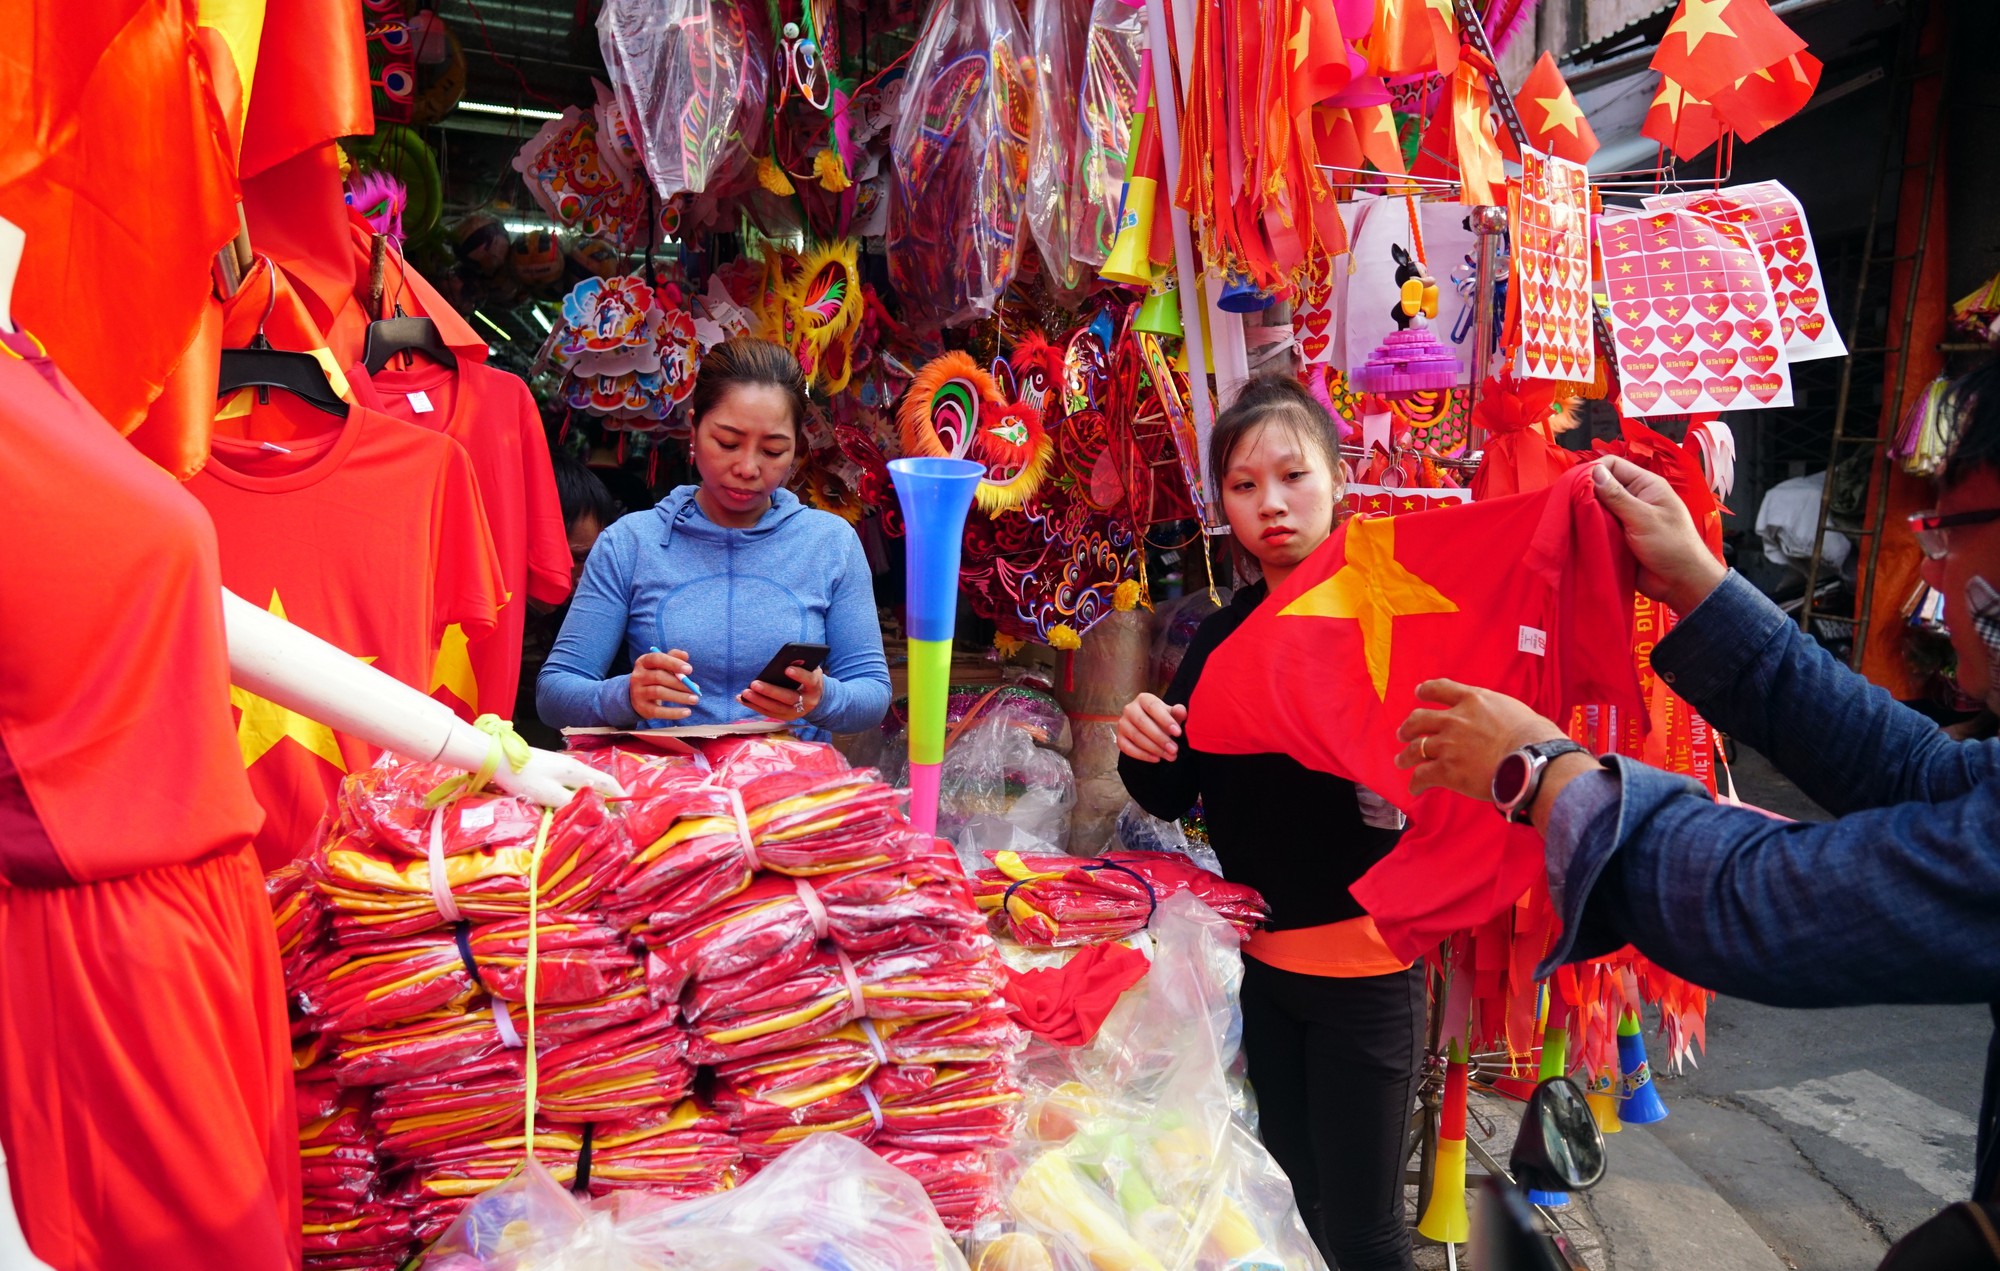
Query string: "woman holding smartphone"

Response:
xmin=537 ymin=337 xmax=891 ymax=737
xmin=1116 ymin=376 xmax=1422 ymax=1271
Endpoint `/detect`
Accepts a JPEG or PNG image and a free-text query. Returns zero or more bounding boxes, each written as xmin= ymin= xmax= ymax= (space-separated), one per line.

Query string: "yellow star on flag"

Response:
xmin=1279 ymin=517 xmax=1458 ymax=699
xmin=1535 ymin=92 xmax=1585 ymax=137
xmin=430 ymin=623 xmax=481 ymax=711
xmin=1669 ymin=0 xmax=1736 ymax=57
xmin=1289 ymin=8 xmax=1313 ymax=70
xmin=229 ymin=590 xmax=375 ymax=772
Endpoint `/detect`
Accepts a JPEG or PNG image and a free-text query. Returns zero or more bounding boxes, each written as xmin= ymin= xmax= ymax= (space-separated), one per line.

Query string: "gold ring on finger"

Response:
xmin=1419 ymin=736 xmax=1430 ymax=760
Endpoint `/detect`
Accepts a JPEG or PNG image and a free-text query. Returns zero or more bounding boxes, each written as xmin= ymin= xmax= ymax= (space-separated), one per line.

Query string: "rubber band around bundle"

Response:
xmin=794 ymin=876 xmax=831 ymax=939
xmin=426 ymin=808 xmax=464 ymax=922
xmin=1001 ymin=859 xmax=1161 ymax=924
xmin=706 ymin=777 xmax=760 ymax=871
xmin=834 ymin=947 xmax=868 ymax=1019
xmin=451 ymin=921 xmax=487 ymax=991
xmin=571 ymin=1122 xmax=595 ymax=1195
xmin=490 ymin=997 xmax=524 ymax=1048
xmin=861 ymin=1083 xmax=885 ymax=1135
xmin=859 ymin=1017 xmax=890 ymax=1066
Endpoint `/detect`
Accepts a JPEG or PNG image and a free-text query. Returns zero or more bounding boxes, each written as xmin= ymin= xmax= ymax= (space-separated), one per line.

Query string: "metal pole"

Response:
xmin=1466 ymin=205 xmax=1508 ymax=449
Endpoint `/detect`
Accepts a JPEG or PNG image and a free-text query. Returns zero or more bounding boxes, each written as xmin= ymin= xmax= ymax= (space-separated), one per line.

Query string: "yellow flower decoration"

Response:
xmin=813 ymin=148 xmax=852 ymax=192
xmin=993 ymin=634 xmax=1026 ymax=658
xmin=756 ymin=155 xmax=795 ymax=197
xmin=1112 ymin=579 xmax=1143 ymax=612
xmin=1047 ymin=624 xmax=1082 ymax=651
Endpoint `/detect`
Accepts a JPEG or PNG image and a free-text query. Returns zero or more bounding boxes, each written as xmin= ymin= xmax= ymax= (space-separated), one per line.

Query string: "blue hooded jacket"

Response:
xmin=536 ymin=485 xmax=890 ymax=735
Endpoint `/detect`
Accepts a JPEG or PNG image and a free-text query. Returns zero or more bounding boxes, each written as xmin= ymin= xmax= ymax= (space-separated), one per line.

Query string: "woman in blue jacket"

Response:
xmin=537 ymin=337 xmax=891 ymax=737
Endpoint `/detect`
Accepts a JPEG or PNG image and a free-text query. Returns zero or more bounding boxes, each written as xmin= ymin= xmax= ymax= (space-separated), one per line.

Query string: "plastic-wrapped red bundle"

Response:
xmin=974 ymin=850 xmax=1269 ymax=946
xmin=372 ymin=1010 xmax=692 ymax=1162
xmin=294 ymin=915 xmax=641 ymax=1033
xmin=270 ymin=862 xmax=328 ymax=980
xmin=873 ymin=1061 xmax=1021 ymax=1153
xmin=684 ymin=939 xmax=1007 ymax=1064
xmin=315 ymin=790 xmax=629 ymax=942
xmin=873 ymin=1146 xmax=998 ymax=1234
xmin=601 ymin=776 xmax=755 ymax=930
xmin=710 ymin=1007 xmax=1024 ymax=1123
xmin=738 ymin=768 xmax=909 ymax=875
xmin=298 ymin=1103 xmax=377 ymax=1207
xmin=703 ymin=734 xmax=850 ymax=786
xmin=299 ymin=1099 xmax=410 ymax=1271
xmin=336 ymin=758 xmax=551 ymax=859
xmin=816 ymin=843 xmax=988 ymax=951
xmin=332 ymin=983 xmax=655 ymax=1087
xmin=636 ymin=872 xmax=829 ymax=991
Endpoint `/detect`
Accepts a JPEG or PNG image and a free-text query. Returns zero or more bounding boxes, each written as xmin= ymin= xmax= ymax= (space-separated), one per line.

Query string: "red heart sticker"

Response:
xmin=1742 ymin=344 xmax=1782 ymax=373
xmin=1797 ymin=312 xmax=1828 ymax=342
xmin=1730 ymin=292 xmax=1768 ymax=319
xmin=1700 ymin=348 xmax=1739 ymax=375
xmin=1624 ymin=381 xmax=1664 ymax=411
xmin=1660 ymin=323 xmax=1696 ymax=353
xmin=1622 ymin=353 xmax=1660 ymax=380
xmin=1620 ymin=327 xmax=1654 ymax=354
xmin=1757 ymin=242 xmax=1779 ymax=265
xmin=1300 ymin=306 xmax=1332 ymax=337
xmin=1781 ymin=260 xmax=1814 ymax=289
xmin=1704 ymin=377 xmax=1744 ymax=406
xmin=1662 ymin=349 xmax=1701 ymax=379
xmin=1780 ymin=316 xmax=1797 ymax=341
xmin=1657 ymin=298 xmax=1692 ymax=323
xmin=1790 ymin=287 xmax=1821 ymax=315
xmin=1736 ymin=319 xmax=1775 ymax=345
xmin=1664 ymin=379 xmax=1705 ymax=410
xmin=1616 ymin=298 xmax=1651 ymax=326
xmin=1746 ymin=374 xmax=1786 ymax=403
xmin=1695 ymin=321 xmax=1734 ymax=350
xmin=1301 ymin=332 xmax=1331 ymax=361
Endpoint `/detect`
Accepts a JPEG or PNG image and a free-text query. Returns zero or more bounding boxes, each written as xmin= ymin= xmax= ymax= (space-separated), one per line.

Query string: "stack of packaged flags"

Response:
xmin=274 ymin=733 xmax=1025 ymax=1259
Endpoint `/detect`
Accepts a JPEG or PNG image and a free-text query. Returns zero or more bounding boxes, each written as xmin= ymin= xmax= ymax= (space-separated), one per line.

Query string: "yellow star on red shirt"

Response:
xmin=1280 ymin=517 xmax=1458 ymax=700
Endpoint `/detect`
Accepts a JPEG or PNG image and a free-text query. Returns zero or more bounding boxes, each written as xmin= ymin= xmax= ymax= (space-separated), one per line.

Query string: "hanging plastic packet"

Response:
xmin=597 ymin=0 xmax=762 ymax=200
xmin=888 ymin=0 xmax=1035 ymax=328
xmin=1025 ymin=0 xmax=1089 ymax=297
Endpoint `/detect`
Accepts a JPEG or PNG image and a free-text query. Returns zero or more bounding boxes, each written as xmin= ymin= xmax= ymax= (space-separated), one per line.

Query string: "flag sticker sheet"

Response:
xmin=1512 ymin=147 xmax=1596 ymax=383
xmin=1643 ymin=180 xmax=1845 ymax=361
xmin=1598 ymin=207 xmax=1793 ymax=417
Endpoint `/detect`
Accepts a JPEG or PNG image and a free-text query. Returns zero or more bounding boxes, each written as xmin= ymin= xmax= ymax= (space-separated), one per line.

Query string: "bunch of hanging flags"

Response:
xmin=274 ymin=733 xmax=1025 ymax=1268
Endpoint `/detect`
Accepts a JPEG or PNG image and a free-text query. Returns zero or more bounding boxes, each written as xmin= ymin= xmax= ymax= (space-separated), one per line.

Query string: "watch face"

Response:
xmin=1492 ymin=752 xmax=1532 ymax=808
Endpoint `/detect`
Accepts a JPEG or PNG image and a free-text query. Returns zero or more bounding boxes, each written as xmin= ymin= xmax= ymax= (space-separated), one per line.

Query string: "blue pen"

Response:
xmin=647 ymin=647 xmax=701 ymax=697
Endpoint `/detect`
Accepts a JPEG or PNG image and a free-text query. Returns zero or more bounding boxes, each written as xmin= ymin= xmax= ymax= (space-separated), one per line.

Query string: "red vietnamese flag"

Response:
xmin=1641 ymin=75 xmax=1723 ymax=161
xmin=0 ymin=0 xmax=239 ymax=449
xmin=1650 ymin=0 xmax=1806 ymax=104
xmin=1708 ymin=50 xmax=1821 ymax=141
xmin=1187 ymin=466 xmax=1643 ymax=960
xmin=1504 ymin=51 xmax=1599 ymax=165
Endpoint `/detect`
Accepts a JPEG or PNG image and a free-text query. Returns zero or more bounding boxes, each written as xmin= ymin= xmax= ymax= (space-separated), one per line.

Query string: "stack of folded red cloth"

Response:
xmin=297 ymin=1096 xmax=407 ymax=1271
xmin=274 ymin=737 xmax=1026 ymax=1247
xmin=973 ymin=849 xmax=1269 ymax=946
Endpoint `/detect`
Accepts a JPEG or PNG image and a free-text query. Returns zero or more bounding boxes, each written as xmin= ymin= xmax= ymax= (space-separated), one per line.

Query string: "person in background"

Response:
xmin=1393 ymin=361 xmax=2000 ymax=1263
xmin=551 ymin=451 xmax=616 ymax=595
xmin=1116 ymin=375 xmax=1420 ymax=1271
xmin=516 ymin=453 xmax=618 ymax=748
xmin=537 ymin=337 xmax=891 ymax=737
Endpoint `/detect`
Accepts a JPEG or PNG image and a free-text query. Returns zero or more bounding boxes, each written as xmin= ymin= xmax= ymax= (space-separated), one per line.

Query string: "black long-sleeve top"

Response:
xmin=1117 ymin=582 xmax=1402 ymax=931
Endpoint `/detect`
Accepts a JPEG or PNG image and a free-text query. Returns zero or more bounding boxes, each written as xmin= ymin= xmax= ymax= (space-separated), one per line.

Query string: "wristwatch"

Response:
xmin=1492 ymin=739 xmax=1590 ymax=824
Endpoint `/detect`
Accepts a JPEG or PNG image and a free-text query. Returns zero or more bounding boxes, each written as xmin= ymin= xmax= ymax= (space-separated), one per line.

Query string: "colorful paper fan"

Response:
xmin=783 ymin=240 xmax=863 ymax=391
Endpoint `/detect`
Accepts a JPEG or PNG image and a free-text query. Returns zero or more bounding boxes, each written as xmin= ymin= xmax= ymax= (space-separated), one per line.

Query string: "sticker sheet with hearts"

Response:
xmin=1642 ymin=181 xmax=1845 ymax=362
xmin=1511 ymin=147 xmax=1596 ymax=383
xmin=1598 ymin=208 xmax=1794 ymax=417
xmin=1297 ymin=262 xmax=1337 ymax=365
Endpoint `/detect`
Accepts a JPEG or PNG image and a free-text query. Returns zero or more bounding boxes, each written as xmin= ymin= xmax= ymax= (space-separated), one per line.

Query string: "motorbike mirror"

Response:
xmin=1509 ymin=1077 xmax=1607 ymax=1194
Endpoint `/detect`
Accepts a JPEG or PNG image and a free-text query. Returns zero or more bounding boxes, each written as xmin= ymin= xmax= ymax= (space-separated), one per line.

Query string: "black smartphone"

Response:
xmin=752 ymin=642 xmax=830 ymax=690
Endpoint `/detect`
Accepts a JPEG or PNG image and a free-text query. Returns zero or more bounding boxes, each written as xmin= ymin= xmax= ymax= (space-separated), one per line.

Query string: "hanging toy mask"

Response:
xmin=899 ymin=350 xmax=1054 ymax=513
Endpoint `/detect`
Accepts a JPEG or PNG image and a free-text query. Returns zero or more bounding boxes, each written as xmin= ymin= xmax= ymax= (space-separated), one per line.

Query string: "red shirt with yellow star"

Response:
xmin=188 ymin=394 xmax=505 ymax=868
xmin=0 ymin=331 xmax=265 ymax=884
xmin=350 ymin=359 xmax=572 ymax=721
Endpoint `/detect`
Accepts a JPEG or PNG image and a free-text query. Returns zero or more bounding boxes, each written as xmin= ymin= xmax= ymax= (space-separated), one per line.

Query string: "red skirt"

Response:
xmin=0 ymin=846 xmax=298 ymax=1271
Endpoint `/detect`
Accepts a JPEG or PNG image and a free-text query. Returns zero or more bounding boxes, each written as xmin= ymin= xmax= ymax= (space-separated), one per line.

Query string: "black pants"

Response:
xmin=1240 ymin=955 xmax=1425 ymax=1271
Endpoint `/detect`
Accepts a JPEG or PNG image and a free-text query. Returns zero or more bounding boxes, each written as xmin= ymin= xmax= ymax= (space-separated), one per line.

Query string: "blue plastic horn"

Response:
xmin=888 ymin=457 xmax=984 ymax=836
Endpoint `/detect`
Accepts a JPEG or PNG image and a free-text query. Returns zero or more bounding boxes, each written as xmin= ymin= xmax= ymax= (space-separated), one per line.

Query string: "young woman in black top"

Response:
xmin=1117 ymin=376 xmax=1422 ymax=1271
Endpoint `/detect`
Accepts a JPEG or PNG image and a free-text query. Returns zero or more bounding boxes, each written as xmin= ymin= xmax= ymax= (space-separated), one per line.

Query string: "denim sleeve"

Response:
xmin=1654 ymin=571 xmax=2000 ymax=814
xmin=1538 ymin=753 xmax=2000 ymax=1008
xmin=806 ymin=526 xmax=891 ymax=734
xmin=535 ymin=529 xmax=641 ymax=729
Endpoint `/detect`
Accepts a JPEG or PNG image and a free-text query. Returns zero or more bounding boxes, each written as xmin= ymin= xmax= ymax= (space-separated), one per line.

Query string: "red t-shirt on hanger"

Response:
xmin=188 ymin=393 xmax=506 ymax=868
xmin=350 ymin=357 xmax=572 ymax=721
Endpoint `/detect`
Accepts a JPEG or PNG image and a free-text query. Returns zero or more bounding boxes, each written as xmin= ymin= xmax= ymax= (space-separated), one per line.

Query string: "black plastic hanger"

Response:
xmin=360 ymin=238 xmax=457 ymax=374
xmin=362 ymin=313 xmax=458 ymax=374
xmin=215 ymin=258 xmax=349 ymax=416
